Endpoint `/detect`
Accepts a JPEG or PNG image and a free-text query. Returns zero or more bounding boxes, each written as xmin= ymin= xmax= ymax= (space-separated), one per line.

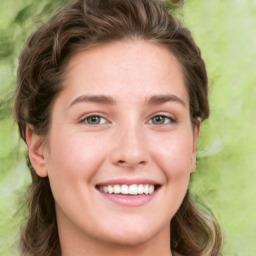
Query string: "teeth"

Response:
xmin=121 ymin=184 xmax=129 ymax=194
xmin=99 ymin=184 xmax=155 ymax=195
xmin=129 ymin=184 xmax=137 ymax=195
xmin=149 ymin=185 xmax=154 ymax=194
xmin=137 ymin=184 xmax=144 ymax=194
xmin=107 ymin=185 xmax=113 ymax=194
xmin=144 ymin=185 xmax=149 ymax=195
xmin=113 ymin=185 xmax=121 ymax=194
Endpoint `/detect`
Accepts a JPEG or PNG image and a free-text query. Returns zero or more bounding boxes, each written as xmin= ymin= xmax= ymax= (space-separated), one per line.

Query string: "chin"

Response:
xmin=104 ymin=225 xmax=164 ymax=247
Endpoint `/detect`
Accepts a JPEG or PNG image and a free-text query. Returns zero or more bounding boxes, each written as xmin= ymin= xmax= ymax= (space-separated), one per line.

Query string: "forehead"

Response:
xmin=62 ymin=40 xmax=188 ymax=104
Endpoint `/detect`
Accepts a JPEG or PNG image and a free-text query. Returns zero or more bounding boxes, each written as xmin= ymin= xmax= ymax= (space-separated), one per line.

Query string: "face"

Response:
xmin=28 ymin=41 xmax=200 ymax=253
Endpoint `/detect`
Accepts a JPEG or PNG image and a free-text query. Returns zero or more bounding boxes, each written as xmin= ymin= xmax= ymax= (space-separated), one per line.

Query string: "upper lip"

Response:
xmin=96 ymin=178 xmax=160 ymax=186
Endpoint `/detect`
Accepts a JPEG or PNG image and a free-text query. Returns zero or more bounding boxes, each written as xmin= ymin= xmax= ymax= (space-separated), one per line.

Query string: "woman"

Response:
xmin=14 ymin=0 xmax=222 ymax=255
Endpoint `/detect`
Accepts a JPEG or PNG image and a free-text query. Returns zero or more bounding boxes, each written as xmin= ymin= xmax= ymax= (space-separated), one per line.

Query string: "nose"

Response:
xmin=110 ymin=124 xmax=148 ymax=168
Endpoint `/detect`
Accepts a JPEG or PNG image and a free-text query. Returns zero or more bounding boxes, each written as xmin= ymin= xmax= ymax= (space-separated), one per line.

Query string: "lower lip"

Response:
xmin=97 ymin=190 xmax=159 ymax=207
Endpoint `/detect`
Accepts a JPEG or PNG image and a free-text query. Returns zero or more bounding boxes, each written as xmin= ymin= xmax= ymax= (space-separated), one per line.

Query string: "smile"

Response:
xmin=98 ymin=184 xmax=156 ymax=195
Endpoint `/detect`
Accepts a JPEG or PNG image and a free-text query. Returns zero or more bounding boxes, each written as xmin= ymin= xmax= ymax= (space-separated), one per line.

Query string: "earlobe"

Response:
xmin=26 ymin=125 xmax=48 ymax=177
xmin=191 ymin=120 xmax=201 ymax=173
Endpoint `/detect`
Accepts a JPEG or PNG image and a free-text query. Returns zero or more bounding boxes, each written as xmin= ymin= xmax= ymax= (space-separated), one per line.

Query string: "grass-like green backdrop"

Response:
xmin=0 ymin=0 xmax=255 ymax=255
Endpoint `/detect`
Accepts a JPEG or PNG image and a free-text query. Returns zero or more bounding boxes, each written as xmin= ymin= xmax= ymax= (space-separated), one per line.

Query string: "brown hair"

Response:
xmin=14 ymin=0 xmax=222 ymax=255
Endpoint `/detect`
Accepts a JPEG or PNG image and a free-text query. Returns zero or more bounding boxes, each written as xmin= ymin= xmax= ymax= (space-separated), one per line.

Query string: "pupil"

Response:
xmin=154 ymin=116 xmax=164 ymax=124
xmin=89 ymin=116 xmax=99 ymax=123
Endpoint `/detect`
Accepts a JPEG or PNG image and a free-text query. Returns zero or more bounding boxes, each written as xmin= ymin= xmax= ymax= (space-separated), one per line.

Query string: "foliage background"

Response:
xmin=0 ymin=0 xmax=255 ymax=255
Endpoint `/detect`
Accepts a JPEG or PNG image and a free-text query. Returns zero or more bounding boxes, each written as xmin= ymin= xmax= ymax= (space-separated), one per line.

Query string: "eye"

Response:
xmin=81 ymin=115 xmax=108 ymax=125
xmin=149 ymin=115 xmax=176 ymax=125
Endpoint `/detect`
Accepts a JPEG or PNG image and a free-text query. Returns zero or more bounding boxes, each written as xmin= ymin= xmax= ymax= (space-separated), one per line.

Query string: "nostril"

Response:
xmin=139 ymin=160 xmax=147 ymax=165
xmin=116 ymin=159 xmax=147 ymax=167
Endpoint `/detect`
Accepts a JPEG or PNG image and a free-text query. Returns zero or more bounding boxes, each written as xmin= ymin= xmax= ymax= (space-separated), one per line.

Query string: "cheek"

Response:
xmin=156 ymin=134 xmax=193 ymax=211
xmin=150 ymin=132 xmax=194 ymax=177
xmin=45 ymin=131 xmax=108 ymax=186
xmin=44 ymin=131 xmax=109 ymax=222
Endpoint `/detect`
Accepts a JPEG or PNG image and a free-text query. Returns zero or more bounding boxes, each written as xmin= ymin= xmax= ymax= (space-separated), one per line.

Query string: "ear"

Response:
xmin=26 ymin=125 xmax=48 ymax=177
xmin=190 ymin=120 xmax=201 ymax=173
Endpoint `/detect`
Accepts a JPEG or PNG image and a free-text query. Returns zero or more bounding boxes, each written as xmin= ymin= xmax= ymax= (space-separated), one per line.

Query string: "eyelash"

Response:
xmin=80 ymin=113 xmax=176 ymax=126
xmin=148 ymin=114 xmax=176 ymax=125
xmin=80 ymin=114 xmax=109 ymax=125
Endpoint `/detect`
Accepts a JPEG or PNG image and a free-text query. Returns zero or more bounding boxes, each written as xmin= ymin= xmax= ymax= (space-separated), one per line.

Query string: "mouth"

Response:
xmin=96 ymin=184 xmax=160 ymax=196
xmin=95 ymin=179 xmax=161 ymax=206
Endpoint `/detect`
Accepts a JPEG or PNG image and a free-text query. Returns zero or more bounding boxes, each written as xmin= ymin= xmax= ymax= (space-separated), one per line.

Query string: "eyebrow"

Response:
xmin=147 ymin=94 xmax=186 ymax=107
xmin=69 ymin=95 xmax=116 ymax=108
xmin=68 ymin=93 xmax=186 ymax=108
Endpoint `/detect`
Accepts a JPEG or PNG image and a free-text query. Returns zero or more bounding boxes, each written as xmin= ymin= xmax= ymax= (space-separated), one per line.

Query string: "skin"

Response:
xmin=27 ymin=40 xmax=200 ymax=256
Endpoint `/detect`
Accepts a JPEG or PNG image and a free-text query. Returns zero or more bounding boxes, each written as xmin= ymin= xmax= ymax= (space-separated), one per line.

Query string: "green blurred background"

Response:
xmin=0 ymin=0 xmax=255 ymax=255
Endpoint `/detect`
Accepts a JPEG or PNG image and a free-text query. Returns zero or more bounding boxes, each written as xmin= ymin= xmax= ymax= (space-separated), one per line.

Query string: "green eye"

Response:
xmin=150 ymin=115 xmax=175 ymax=125
xmin=83 ymin=115 xmax=107 ymax=125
